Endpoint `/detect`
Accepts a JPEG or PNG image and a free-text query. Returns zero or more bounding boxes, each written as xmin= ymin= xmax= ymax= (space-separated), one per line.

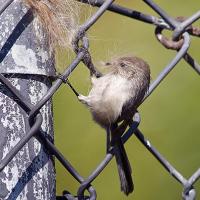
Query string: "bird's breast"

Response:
xmin=88 ymin=75 xmax=134 ymax=127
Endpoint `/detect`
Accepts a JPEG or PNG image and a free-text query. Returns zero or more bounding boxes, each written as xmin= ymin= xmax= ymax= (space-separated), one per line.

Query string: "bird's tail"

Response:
xmin=114 ymin=138 xmax=134 ymax=195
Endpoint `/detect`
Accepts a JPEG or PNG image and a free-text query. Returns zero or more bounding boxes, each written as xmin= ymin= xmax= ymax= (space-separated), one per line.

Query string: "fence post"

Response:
xmin=0 ymin=1 xmax=56 ymax=199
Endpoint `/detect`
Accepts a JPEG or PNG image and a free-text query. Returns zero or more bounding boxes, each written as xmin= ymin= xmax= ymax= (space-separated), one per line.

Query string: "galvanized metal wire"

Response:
xmin=0 ymin=0 xmax=200 ymax=199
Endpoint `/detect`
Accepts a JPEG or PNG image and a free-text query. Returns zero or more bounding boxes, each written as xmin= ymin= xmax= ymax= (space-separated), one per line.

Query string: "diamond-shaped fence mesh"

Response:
xmin=0 ymin=0 xmax=200 ymax=200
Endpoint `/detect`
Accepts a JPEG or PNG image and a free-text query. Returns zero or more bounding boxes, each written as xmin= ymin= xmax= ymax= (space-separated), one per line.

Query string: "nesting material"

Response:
xmin=23 ymin=0 xmax=80 ymax=49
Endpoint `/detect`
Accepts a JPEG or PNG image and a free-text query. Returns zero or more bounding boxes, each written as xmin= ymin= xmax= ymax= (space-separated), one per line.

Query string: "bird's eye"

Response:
xmin=120 ymin=62 xmax=126 ymax=67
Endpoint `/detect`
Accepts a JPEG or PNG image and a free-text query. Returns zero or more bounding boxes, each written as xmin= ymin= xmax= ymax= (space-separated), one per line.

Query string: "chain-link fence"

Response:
xmin=0 ymin=0 xmax=200 ymax=199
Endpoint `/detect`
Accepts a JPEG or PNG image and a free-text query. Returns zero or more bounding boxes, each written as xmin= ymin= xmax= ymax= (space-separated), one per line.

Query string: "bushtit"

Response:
xmin=78 ymin=56 xmax=150 ymax=195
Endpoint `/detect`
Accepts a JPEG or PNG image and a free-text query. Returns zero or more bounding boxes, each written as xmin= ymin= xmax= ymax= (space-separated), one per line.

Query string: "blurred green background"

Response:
xmin=54 ymin=1 xmax=200 ymax=199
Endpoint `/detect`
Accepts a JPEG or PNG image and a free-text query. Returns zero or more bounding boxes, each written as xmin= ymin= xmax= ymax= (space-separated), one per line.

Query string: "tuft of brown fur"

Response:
xmin=23 ymin=0 xmax=80 ymax=49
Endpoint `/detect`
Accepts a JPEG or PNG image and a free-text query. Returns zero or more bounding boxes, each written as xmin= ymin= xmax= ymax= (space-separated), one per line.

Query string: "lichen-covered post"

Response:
xmin=0 ymin=1 xmax=56 ymax=199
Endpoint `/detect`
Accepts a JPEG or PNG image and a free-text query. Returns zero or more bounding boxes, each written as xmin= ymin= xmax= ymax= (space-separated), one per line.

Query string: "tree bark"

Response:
xmin=0 ymin=0 xmax=56 ymax=199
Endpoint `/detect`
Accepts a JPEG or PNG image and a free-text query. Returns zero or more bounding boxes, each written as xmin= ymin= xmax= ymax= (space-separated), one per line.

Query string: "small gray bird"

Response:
xmin=78 ymin=56 xmax=150 ymax=195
